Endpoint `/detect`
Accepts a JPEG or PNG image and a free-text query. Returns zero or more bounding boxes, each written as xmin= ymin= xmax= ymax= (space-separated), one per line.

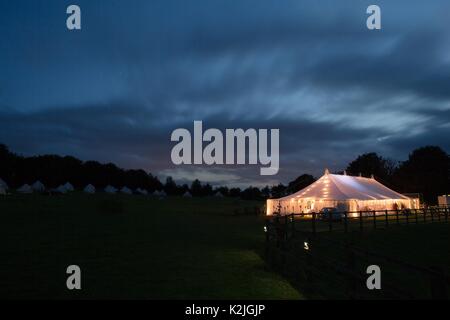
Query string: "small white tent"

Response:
xmin=104 ymin=185 xmax=117 ymax=194
xmin=159 ymin=190 xmax=167 ymax=197
xmin=267 ymin=169 xmax=420 ymax=216
xmin=0 ymin=178 xmax=8 ymax=195
xmin=183 ymin=191 xmax=192 ymax=198
xmin=54 ymin=185 xmax=67 ymax=194
xmin=214 ymin=191 xmax=224 ymax=198
xmin=17 ymin=184 xmax=33 ymax=194
xmin=31 ymin=181 xmax=45 ymax=192
xmin=136 ymin=188 xmax=148 ymax=195
xmin=120 ymin=186 xmax=132 ymax=194
xmin=152 ymin=190 xmax=161 ymax=196
xmin=63 ymin=182 xmax=74 ymax=192
xmin=0 ymin=178 xmax=9 ymax=190
xmin=84 ymin=184 xmax=96 ymax=194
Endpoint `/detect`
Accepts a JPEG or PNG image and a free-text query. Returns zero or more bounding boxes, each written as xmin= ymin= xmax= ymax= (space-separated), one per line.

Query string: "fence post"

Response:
xmin=328 ymin=212 xmax=332 ymax=232
xmin=265 ymin=220 xmax=270 ymax=261
xmin=406 ymin=210 xmax=409 ymax=225
xmin=431 ymin=208 xmax=434 ymax=222
xmin=344 ymin=212 xmax=348 ymax=233
xmin=291 ymin=213 xmax=295 ymax=237
xmin=359 ymin=211 xmax=363 ymax=231
xmin=396 ymin=209 xmax=400 ymax=225
xmin=423 ymin=208 xmax=427 ymax=223
xmin=437 ymin=208 xmax=441 ymax=222
xmin=373 ymin=211 xmax=377 ymax=229
xmin=284 ymin=214 xmax=289 ymax=241
xmin=312 ymin=212 xmax=316 ymax=235
xmin=385 ymin=210 xmax=388 ymax=228
xmin=415 ymin=209 xmax=419 ymax=224
xmin=445 ymin=207 xmax=449 ymax=222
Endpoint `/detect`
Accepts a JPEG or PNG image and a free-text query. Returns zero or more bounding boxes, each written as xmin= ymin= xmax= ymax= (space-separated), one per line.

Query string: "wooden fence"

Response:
xmin=264 ymin=206 xmax=450 ymax=299
xmin=268 ymin=206 xmax=450 ymax=235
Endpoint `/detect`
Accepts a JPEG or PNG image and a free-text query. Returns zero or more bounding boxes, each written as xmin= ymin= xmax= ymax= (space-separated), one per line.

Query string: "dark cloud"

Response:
xmin=0 ymin=0 xmax=449 ymax=186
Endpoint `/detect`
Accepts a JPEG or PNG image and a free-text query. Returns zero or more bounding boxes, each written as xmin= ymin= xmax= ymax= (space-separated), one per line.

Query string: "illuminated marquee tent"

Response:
xmin=266 ymin=169 xmax=419 ymax=216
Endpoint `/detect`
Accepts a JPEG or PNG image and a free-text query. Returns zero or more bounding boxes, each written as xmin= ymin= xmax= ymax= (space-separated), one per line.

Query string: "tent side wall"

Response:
xmin=266 ymin=197 xmax=420 ymax=216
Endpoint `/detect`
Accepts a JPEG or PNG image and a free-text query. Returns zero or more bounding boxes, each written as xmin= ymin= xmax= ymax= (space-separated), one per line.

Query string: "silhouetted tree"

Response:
xmin=164 ymin=176 xmax=178 ymax=195
xmin=270 ymin=183 xmax=286 ymax=198
xmin=286 ymin=174 xmax=316 ymax=194
xmin=190 ymin=179 xmax=203 ymax=197
xmin=241 ymin=186 xmax=262 ymax=200
xmin=393 ymin=146 xmax=449 ymax=204
xmin=346 ymin=152 xmax=396 ymax=182
xmin=260 ymin=185 xmax=271 ymax=198
xmin=0 ymin=143 xmax=163 ymax=191
xmin=214 ymin=186 xmax=229 ymax=196
xmin=229 ymin=187 xmax=241 ymax=198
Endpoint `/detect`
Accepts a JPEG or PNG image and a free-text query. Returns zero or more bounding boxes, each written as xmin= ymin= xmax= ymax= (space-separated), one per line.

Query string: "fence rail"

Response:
xmin=268 ymin=206 xmax=449 ymax=235
xmin=264 ymin=206 xmax=450 ymax=299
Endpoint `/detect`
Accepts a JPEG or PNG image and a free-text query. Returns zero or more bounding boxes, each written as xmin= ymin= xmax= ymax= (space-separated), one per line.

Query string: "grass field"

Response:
xmin=270 ymin=221 xmax=450 ymax=299
xmin=0 ymin=193 xmax=302 ymax=299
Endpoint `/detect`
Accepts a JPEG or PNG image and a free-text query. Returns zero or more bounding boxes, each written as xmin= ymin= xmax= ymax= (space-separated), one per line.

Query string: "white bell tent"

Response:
xmin=136 ymin=188 xmax=148 ymax=195
xmin=266 ymin=169 xmax=419 ymax=216
xmin=0 ymin=178 xmax=9 ymax=190
xmin=0 ymin=178 xmax=8 ymax=195
xmin=17 ymin=184 xmax=33 ymax=194
xmin=183 ymin=191 xmax=192 ymax=198
xmin=84 ymin=184 xmax=96 ymax=194
xmin=63 ymin=182 xmax=75 ymax=192
xmin=31 ymin=180 xmax=45 ymax=192
xmin=104 ymin=185 xmax=117 ymax=194
xmin=120 ymin=186 xmax=133 ymax=194
xmin=54 ymin=185 xmax=67 ymax=194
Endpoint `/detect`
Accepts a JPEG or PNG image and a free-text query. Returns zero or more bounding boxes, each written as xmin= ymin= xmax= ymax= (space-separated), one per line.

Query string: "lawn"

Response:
xmin=272 ymin=222 xmax=450 ymax=299
xmin=0 ymin=193 xmax=302 ymax=299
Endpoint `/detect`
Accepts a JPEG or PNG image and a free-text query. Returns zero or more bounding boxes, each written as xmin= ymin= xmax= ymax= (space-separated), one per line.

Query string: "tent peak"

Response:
xmin=324 ymin=168 xmax=330 ymax=175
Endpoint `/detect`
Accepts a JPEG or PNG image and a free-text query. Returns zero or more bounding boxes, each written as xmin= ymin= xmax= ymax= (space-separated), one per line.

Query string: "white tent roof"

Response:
xmin=17 ymin=184 xmax=33 ymax=193
xmin=31 ymin=180 xmax=45 ymax=191
xmin=183 ymin=191 xmax=192 ymax=197
xmin=63 ymin=182 xmax=74 ymax=191
xmin=120 ymin=186 xmax=132 ymax=194
xmin=276 ymin=170 xmax=410 ymax=202
xmin=214 ymin=191 xmax=224 ymax=197
xmin=84 ymin=184 xmax=96 ymax=193
xmin=0 ymin=178 xmax=9 ymax=189
xmin=104 ymin=185 xmax=117 ymax=193
xmin=54 ymin=185 xmax=67 ymax=193
xmin=136 ymin=188 xmax=148 ymax=195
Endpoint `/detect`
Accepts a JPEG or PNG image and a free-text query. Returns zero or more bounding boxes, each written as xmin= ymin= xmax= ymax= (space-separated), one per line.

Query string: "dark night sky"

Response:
xmin=0 ymin=0 xmax=449 ymax=187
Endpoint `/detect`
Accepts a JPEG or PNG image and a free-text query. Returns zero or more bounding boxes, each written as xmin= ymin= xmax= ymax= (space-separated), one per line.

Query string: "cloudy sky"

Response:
xmin=0 ymin=0 xmax=449 ymax=187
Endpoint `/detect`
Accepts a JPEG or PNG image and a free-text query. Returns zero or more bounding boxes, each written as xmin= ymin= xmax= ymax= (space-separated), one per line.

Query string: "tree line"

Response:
xmin=0 ymin=144 xmax=448 ymax=204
